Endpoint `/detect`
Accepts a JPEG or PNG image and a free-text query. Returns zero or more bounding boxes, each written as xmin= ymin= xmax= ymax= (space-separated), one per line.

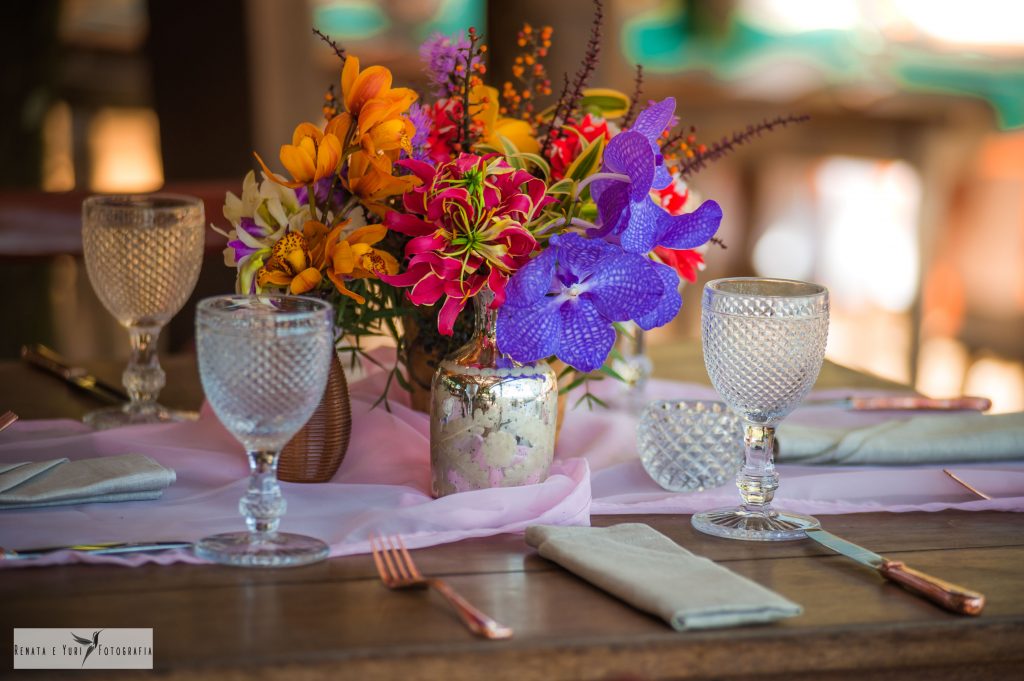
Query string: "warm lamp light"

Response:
xmin=88 ymin=107 xmax=164 ymax=193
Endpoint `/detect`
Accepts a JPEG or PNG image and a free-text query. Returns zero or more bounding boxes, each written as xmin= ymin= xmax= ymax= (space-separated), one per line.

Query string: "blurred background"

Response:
xmin=1 ymin=0 xmax=1022 ymax=411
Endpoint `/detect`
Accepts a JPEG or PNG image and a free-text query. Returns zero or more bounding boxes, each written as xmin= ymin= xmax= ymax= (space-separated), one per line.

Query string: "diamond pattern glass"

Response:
xmin=638 ymin=400 xmax=743 ymax=492
xmin=194 ymin=295 xmax=333 ymax=567
xmin=81 ymin=194 xmax=205 ymax=429
xmin=692 ymin=278 xmax=829 ymax=541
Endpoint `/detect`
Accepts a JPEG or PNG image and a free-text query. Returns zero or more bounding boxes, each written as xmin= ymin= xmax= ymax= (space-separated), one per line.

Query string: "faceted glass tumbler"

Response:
xmin=692 ymin=278 xmax=829 ymax=541
xmin=195 ymin=295 xmax=334 ymax=567
xmin=638 ymin=401 xmax=743 ymax=493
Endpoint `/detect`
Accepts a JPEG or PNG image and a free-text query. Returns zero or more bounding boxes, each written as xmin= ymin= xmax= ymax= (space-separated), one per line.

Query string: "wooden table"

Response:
xmin=1 ymin=347 xmax=1022 ymax=680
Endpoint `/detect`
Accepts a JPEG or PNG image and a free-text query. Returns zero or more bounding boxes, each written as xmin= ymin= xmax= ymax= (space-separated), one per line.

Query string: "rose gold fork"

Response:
xmin=369 ymin=534 xmax=513 ymax=639
xmin=0 ymin=411 xmax=17 ymax=434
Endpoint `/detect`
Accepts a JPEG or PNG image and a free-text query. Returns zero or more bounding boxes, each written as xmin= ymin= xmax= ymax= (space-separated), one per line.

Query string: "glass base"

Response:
xmin=83 ymin=404 xmax=198 ymax=430
xmin=194 ymin=531 xmax=329 ymax=568
xmin=691 ymin=506 xmax=820 ymax=541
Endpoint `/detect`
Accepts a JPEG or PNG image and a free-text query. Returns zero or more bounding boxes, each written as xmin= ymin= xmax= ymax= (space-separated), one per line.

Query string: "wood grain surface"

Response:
xmin=0 ymin=346 xmax=1020 ymax=680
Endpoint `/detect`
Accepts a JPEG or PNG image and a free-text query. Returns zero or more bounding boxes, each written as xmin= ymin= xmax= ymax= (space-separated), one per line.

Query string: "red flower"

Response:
xmin=655 ymin=179 xmax=690 ymax=215
xmin=549 ymin=114 xmax=611 ymax=180
xmin=653 ymin=246 xmax=704 ymax=283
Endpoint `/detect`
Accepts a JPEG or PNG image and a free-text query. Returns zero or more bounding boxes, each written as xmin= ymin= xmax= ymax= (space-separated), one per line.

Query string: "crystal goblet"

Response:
xmin=81 ymin=194 xmax=205 ymax=429
xmin=692 ymin=278 xmax=829 ymax=541
xmin=195 ymin=295 xmax=334 ymax=567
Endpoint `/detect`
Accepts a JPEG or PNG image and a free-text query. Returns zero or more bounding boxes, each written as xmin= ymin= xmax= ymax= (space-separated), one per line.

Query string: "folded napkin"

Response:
xmin=778 ymin=411 xmax=1024 ymax=465
xmin=525 ymin=523 xmax=801 ymax=630
xmin=0 ymin=454 xmax=176 ymax=509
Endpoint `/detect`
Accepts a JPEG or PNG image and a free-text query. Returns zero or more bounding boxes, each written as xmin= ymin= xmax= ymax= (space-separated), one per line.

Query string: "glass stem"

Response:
xmin=123 ymin=325 xmax=166 ymax=412
xmin=241 ymin=450 xmax=286 ymax=537
xmin=736 ymin=423 xmax=780 ymax=514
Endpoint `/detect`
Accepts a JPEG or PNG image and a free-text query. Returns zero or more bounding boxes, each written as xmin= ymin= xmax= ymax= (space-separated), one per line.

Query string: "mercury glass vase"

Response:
xmin=429 ymin=290 xmax=558 ymax=497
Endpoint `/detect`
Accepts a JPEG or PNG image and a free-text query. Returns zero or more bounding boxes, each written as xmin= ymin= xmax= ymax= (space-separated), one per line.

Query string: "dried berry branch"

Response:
xmin=622 ymin=64 xmax=644 ymax=127
xmin=312 ymin=28 xmax=346 ymax=63
xmin=541 ymin=72 xmax=572 ymax=158
xmin=676 ymin=114 xmax=810 ymax=179
xmin=564 ymin=0 xmax=604 ymax=118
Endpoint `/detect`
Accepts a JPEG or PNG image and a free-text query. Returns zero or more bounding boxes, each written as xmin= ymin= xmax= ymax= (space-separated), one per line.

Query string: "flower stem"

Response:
xmin=573 ymin=172 xmax=629 ymax=201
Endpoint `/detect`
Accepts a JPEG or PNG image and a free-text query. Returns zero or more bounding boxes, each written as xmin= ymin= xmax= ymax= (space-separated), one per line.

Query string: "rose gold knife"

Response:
xmin=806 ymin=528 xmax=985 ymax=615
xmin=804 ymin=395 xmax=991 ymax=411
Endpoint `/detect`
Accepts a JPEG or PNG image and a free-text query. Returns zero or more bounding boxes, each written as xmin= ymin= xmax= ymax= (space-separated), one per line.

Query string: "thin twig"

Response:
xmin=622 ymin=64 xmax=644 ymax=127
xmin=677 ymin=114 xmax=810 ymax=179
xmin=563 ymin=0 xmax=604 ymax=118
xmin=312 ymin=28 xmax=346 ymax=63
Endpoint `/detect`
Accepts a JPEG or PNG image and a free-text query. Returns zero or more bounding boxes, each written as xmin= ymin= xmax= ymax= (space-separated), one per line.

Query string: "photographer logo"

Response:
xmin=13 ymin=628 xmax=153 ymax=669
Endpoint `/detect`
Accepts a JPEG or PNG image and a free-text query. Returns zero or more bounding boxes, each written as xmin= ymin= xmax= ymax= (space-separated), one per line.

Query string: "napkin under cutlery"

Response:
xmin=525 ymin=523 xmax=801 ymax=630
xmin=778 ymin=411 xmax=1024 ymax=465
xmin=0 ymin=454 xmax=176 ymax=509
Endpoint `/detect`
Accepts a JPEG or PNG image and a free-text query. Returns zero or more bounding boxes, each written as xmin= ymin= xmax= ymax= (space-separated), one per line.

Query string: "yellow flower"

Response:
xmin=255 ymin=221 xmax=336 ymax=294
xmin=325 ymin=223 xmax=399 ymax=303
xmin=471 ymin=85 xmax=540 ymax=155
xmin=341 ymin=56 xmax=417 ymax=119
xmin=255 ymin=123 xmax=342 ymax=189
xmin=345 ymin=151 xmax=419 ymax=217
xmin=334 ymin=58 xmax=418 ymax=171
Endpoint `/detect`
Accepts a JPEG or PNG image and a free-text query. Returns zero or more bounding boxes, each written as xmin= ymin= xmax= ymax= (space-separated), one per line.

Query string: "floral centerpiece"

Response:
xmin=214 ymin=0 xmax=805 ymax=493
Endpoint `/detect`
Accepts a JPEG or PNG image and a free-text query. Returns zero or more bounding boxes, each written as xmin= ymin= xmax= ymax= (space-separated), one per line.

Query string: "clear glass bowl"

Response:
xmin=638 ymin=400 xmax=744 ymax=493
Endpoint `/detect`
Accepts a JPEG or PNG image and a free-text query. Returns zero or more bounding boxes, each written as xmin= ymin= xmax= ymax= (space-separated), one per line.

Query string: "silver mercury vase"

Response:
xmin=429 ymin=289 xmax=558 ymax=497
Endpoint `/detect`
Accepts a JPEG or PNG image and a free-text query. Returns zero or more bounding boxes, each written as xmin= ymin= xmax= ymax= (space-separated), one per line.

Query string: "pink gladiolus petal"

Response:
xmin=437 ymin=295 xmax=466 ymax=335
xmin=409 ymin=272 xmax=446 ymax=305
xmin=386 ymin=211 xmax=434 ymax=236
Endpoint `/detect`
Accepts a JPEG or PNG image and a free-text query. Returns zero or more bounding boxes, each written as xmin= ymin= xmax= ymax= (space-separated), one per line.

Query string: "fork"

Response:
xmin=0 ymin=411 xmax=17 ymax=434
xmin=369 ymin=535 xmax=513 ymax=639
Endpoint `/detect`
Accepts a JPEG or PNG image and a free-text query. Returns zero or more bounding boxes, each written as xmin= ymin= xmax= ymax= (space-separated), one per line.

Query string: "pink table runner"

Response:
xmin=1 ymin=369 xmax=1022 ymax=568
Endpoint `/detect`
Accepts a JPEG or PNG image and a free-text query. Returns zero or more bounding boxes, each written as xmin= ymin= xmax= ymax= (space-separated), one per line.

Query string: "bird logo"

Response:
xmin=70 ymin=630 xmax=102 ymax=667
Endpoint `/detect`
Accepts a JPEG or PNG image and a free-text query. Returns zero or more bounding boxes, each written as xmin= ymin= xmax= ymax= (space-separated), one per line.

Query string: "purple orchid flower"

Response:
xmin=226 ymin=217 xmax=264 ymax=263
xmin=295 ymin=176 xmax=348 ymax=213
xmin=496 ymin=233 xmax=665 ymax=373
xmin=589 ymin=97 xmax=723 ymax=255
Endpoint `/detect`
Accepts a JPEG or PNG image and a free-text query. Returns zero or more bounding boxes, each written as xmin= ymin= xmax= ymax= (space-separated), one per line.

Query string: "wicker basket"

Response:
xmin=279 ymin=354 xmax=352 ymax=483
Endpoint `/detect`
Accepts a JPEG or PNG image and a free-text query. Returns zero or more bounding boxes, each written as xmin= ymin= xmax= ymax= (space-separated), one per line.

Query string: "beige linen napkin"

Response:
xmin=778 ymin=411 xmax=1024 ymax=465
xmin=525 ymin=523 xmax=801 ymax=630
xmin=0 ymin=454 xmax=176 ymax=509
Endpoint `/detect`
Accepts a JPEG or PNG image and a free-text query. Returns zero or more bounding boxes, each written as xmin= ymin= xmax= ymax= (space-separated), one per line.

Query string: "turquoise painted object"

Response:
xmin=620 ymin=2 xmax=1024 ymax=130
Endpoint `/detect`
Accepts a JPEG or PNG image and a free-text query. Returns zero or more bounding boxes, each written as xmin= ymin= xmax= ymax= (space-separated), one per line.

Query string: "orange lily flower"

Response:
xmin=345 ymin=151 xmax=419 ymax=216
xmin=255 ymin=123 xmax=342 ymax=189
xmin=334 ymin=58 xmax=417 ymax=170
xmin=341 ymin=56 xmax=417 ymax=118
xmin=325 ymin=223 xmax=400 ymax=303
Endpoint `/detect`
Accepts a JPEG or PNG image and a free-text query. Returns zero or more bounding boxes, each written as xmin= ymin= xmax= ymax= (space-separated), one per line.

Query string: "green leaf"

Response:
xmin=546 ymin=178 xmax=575 ymax=195
xmin=579 ymin=88 xmax=630 ymax=118
xmin=599 ymin=363 xmax=627 ymax=383
xmin=565 ymin=135 xmax=606 ymax=183
xmin=559 ymin=374 xmax=588 ymax=395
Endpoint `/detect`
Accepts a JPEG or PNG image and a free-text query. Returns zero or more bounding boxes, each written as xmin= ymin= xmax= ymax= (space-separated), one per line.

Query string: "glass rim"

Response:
xmin=196 ymin=294 xmax=333 ymax=321
xmin=83 ymin=193 xmax=204 ymax=212
xmin=704 ymin=277 xmax=828 ymax=300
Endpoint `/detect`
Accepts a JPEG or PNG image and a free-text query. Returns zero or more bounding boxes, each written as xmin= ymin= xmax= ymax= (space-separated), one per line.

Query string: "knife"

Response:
xmin=21 ymin=344 xmax=129 ymax=404
xmin=0 ymin=541 xmax=192 ymax=561
xmin=805 ymin=528 xmax=985 ymax=615
xmin=803 ymin=395 xmax=991 ymax=412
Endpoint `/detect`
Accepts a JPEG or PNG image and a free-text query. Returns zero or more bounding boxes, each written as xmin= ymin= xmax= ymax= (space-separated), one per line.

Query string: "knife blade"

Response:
xmin=0 ymin=541 xmax=192 ymax=561
xmin=805 ymin=528 xmax=985 ymax=615
xmin=803 ymin=395 xmax=991 ymax=411
xmin=20 ymin=344 xmax=129 ymax=404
